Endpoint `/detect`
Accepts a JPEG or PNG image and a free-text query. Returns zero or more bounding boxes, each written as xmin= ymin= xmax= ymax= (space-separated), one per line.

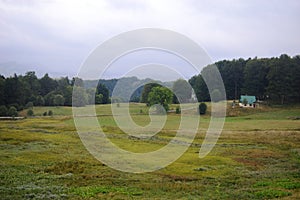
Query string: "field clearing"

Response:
xmin=1 ymin=104 xmax=300 ymax=199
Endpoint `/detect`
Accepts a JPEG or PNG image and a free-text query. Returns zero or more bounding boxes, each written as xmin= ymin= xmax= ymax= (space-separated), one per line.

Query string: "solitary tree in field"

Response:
xmin=140 ymin=83 xmax=161 ymax=104
xmin=148 ymin=86 xmax=173 ymax=113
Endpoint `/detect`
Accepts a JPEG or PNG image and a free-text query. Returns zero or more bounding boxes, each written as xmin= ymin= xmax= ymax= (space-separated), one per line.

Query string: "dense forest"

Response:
xmin=190 ymin=54 xmax=300 ymax=104
xmin=0 ymin=73 xmax=111 ymax=113
xmin=0 ymin=54 xmax=299 ymax=115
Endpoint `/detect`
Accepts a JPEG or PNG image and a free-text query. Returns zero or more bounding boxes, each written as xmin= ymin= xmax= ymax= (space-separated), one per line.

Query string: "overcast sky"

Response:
xmin=0 ymin=0 xmax=299 ymax=79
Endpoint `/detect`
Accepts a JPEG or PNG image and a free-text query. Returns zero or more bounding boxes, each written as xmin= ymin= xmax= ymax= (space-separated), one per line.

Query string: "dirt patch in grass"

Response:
xmin=233 ymin=157 xmax=262 ymax=169
xmin=43 ymin=160 xmax=88 ymax=175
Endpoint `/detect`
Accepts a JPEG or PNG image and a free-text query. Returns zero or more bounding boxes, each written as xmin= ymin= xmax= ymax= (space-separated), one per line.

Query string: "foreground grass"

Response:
xmin=1 ymin=104 xmax=300 ymax=199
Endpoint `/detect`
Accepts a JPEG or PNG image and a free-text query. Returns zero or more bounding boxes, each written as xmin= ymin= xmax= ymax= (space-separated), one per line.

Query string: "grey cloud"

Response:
xmin=0 ymin=0 xmax=299 ymax=78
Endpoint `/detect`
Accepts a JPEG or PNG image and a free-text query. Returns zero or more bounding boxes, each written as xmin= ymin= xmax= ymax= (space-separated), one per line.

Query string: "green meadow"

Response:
xmin=1 ymin=103 xmax=300 ymax=199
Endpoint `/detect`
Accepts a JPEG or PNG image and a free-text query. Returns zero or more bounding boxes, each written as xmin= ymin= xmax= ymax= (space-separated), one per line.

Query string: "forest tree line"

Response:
xmin=189 ymin=54 xmax=300 ymax=104
xmin=0 ymin=72 xmax=110 ymax=113
xmin=0 ymin=54 xmax=299 ymax=114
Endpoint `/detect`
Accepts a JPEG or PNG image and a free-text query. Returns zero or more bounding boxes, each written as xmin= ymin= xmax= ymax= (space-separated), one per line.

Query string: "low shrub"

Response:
xmin=199 ymin=103 xmax=207 ymax=115
xmin=48 ymin=110 xmax=53 ymax=116
xmin=176 ymin=106 xmax=181 ymax=114
xmin=27 ymin=109 xmax=34 ymax=116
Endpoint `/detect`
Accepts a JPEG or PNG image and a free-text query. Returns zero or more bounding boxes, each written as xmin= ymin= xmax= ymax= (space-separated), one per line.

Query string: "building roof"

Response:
xmin=240 ymin=95 xmax=256 ymax=104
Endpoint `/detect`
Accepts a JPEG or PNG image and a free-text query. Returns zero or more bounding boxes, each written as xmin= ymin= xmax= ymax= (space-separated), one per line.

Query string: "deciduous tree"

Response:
xmin=148 ymin=86 xmax=173 ymax=112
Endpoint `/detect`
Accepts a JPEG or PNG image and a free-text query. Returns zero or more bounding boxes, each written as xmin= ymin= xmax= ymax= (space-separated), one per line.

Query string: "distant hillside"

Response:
xmin=84 ymin=76 xmax=173 ymax=101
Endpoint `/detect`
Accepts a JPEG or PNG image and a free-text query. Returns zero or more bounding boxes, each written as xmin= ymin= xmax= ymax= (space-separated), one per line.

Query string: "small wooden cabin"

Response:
xmin=239 ymin=95 xmax=257 ymax=108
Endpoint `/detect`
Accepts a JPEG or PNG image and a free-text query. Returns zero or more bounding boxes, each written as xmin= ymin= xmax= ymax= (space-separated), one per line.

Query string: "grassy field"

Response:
xmin=1 ymin=103 xmax=300 ymax=199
